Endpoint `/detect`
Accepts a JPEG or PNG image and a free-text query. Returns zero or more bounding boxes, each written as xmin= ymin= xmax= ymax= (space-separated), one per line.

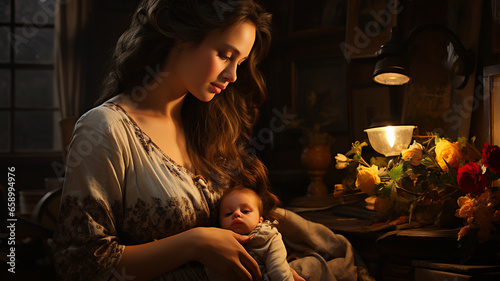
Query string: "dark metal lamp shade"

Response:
xmin=373 ymin=27 xmax=410 ymax=86
xmin=373 ymin=24 xmax=475 ymax=89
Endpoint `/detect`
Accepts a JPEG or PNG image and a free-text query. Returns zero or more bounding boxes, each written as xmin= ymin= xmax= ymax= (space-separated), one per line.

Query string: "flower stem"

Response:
xmin=359 ymin=157 xmax=370 ymax=167
xmin=437 ymin=188 xmax=461 ymax=203
xmin=395 ymin=185 xmax=425 ymax=196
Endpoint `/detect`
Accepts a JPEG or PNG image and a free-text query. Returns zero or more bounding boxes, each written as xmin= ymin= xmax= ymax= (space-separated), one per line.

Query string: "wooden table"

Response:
xmin=288 ymin=196 xmax=500 ymax=281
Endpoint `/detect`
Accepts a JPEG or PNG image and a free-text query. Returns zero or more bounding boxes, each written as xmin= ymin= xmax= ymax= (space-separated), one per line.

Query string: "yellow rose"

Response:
xmin=401 ymin=141 xmax=423 ymax=166
xmin=435 ymin=139 xmax=462 ymax=172
xmin=356 ymin=165 xmax=380 ymax=195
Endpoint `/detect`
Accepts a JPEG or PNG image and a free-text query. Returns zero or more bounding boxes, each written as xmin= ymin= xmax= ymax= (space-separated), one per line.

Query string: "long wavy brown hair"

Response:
xmin=97 ymin=0 xmax=280 ymax=213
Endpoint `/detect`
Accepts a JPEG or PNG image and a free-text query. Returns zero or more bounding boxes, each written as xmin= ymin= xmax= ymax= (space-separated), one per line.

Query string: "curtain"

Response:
xmin=54 ymin=0 xmax=92 ymax=119
xmin=54 ymin=0 xmax=92 ymax=161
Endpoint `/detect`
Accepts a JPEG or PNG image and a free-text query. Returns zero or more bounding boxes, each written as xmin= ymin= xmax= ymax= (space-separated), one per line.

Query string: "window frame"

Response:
xmin=0 ymin=0 xmax=60 ymax=155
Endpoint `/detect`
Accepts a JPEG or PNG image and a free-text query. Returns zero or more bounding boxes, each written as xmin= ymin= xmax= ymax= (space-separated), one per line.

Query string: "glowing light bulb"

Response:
xmin=385 ymin=126 xmax=395 ymax=148
xmin=364 ymin=125 xmax=416 ymax=157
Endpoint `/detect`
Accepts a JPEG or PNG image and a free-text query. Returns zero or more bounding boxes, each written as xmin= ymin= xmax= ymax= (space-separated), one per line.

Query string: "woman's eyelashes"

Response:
xmin=217 ymin=51 xmax=247 ymax=66
xmin=218 ymin=52 xmax=232 ymax=61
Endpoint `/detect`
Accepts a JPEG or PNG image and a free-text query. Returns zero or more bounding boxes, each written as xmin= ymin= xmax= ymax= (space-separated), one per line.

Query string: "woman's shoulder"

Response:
xmin=76 ymin=102 xmax=125 ymax=131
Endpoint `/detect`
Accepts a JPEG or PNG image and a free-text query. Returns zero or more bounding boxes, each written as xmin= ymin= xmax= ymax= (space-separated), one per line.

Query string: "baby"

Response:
xmin=215 ymin=186 xmax=294 ymax=281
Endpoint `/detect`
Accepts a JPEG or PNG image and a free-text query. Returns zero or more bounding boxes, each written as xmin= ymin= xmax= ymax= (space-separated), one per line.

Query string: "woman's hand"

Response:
xmin=189 ymin=227 xmax=262 ymax=281
xmin=291 ymin=267 xmax=305 ymax=281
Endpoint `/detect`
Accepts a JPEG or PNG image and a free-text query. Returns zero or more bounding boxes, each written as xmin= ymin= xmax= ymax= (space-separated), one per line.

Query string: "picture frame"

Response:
xmin=483 ymin=65 xmax=500 ymax=146
xmin=289 ymin=0 xmax=347 ymax=34
xmin=344 ymin=0 xmax=399 ymax=60
xmin=290 ymin=56 xmax=348 ymax=134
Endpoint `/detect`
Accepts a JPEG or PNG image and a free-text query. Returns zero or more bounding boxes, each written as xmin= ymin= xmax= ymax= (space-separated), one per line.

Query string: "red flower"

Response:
xmin=482 ymin=143 xmax=500 ymax=173
xmin=457 ymin=162 xmax=489 ymax=196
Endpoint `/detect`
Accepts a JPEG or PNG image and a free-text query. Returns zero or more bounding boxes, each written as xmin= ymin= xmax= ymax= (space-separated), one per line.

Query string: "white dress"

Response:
xmin=52 ymin=102 xmax=221 ymax=281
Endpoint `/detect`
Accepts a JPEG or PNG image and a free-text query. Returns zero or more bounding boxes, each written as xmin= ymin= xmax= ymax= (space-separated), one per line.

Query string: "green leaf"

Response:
xmin=377 ymin=181 xmax=395 ymax=198
xmin=414 ymin=177 xmax=430 ymax=194
xmin=410 ymin=163 xmax=427 ymax=175
xmin=457 ymin=137 xmax=468 ymax=148
xmin=389 ymin=163 xmax=404 ymax=181
xmin=408 ymin=196 xmax=424 ymax=225
xmin=420 ymin=157 xmax=435 ymax=168
xmin=444 ymin=159 xmax=458 ymax=187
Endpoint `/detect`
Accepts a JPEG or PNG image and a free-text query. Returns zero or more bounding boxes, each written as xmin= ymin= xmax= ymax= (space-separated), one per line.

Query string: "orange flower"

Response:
xmin=455 ymin=196 xmax=474 ymax=218
xmin=401 ymin=141 xmax=424 ymax=166
xmin=356 ymin=165 xmax=380 ymax=195
xmin=435 ymin=139 xmax=462 ymax=172
xmin=457 ymin=225 xmax=470 ymax=241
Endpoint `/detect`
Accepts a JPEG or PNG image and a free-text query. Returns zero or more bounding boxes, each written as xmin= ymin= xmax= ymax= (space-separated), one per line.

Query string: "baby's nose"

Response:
xmin=232 ymin=210 xmax=243 ymax=218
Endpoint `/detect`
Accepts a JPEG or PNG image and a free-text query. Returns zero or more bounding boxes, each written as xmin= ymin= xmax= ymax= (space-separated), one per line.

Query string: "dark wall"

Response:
xmin=83 ymin=0 xmax=140 ymax=113
xmin=3 ymin=0 xmax=500 ymax=204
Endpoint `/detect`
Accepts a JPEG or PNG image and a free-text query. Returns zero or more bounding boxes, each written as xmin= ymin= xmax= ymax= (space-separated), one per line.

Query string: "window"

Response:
xmin=0 ymin=0 xmax=60 ymax=153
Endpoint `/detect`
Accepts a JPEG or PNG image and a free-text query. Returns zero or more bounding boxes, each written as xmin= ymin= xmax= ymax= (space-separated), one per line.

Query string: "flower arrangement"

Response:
xmin=336 ymin=135 xmax=500 ymax=250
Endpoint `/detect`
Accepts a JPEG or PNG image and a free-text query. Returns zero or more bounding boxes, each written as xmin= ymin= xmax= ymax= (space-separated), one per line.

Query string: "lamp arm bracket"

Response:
xmin=405 ymin=23 xmax=475 ymax=88
xmin=405 ymin=24 xmax=468 ymax=53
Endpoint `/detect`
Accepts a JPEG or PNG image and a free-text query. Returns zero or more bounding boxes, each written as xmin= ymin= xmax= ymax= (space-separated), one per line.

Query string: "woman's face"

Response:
xmin=219 ymin=191 xmax=263 ymax=235
xmin=172 ymin=21 xmax=257 ymax=102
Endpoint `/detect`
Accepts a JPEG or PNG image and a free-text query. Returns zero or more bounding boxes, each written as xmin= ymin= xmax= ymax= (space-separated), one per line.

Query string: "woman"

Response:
xmin=53 ymin=0 xmax=302 ymax=280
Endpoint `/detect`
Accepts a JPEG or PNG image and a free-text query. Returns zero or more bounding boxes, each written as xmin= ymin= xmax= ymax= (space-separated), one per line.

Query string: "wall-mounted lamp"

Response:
xmin=373 ymin=24 xmax=475 ymax=89
xmin=364 ymin=125 xmax=416 ymax=157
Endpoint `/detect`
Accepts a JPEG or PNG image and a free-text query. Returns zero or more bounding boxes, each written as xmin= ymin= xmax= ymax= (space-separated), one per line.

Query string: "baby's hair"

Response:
xmin=219 ymin=186 xmax=264 ymax=216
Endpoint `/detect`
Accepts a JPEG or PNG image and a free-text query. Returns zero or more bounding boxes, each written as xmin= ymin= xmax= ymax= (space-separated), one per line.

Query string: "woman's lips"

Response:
xmin=210 ymin=83 xmax=225 ymax=94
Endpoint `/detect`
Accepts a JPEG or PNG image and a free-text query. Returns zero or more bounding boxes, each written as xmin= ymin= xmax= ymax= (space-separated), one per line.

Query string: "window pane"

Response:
xmin=0 ymin=69 xmax=10 ymax=107
xmin=15 ymin=69 xmax=54 ymax=107
xmin=0 ymin=0 xmax=10 ymax=23
xmin=15 ymin=0 xmax=55 ymax=25
xmin=0 ymin=27 xmax=9 ymax=62
xmin=14 ymin=110 xmax=61 ymax=151
xmin=0 ymin=111 xmax=9 ymax=152
xmin=14 ymin=27 xmax=54 ymax=64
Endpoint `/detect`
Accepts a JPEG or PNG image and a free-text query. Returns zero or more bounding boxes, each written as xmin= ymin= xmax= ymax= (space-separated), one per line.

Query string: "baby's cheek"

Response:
xmin=219 ymin=218 xmax=230 ymax=229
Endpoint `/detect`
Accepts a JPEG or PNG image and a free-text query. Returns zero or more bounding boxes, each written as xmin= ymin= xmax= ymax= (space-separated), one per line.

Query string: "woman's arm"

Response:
xmin=116 ymin=227 xmax=262 ymax=281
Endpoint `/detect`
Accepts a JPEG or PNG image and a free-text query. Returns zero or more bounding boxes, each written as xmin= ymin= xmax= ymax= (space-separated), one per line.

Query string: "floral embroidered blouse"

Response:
xmin=52 ymin=102 xmax=222 ymax=281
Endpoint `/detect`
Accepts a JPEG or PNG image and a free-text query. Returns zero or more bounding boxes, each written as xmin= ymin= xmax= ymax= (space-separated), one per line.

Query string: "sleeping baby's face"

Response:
xmin=219 ymin=191 xmax=263 ymax=235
